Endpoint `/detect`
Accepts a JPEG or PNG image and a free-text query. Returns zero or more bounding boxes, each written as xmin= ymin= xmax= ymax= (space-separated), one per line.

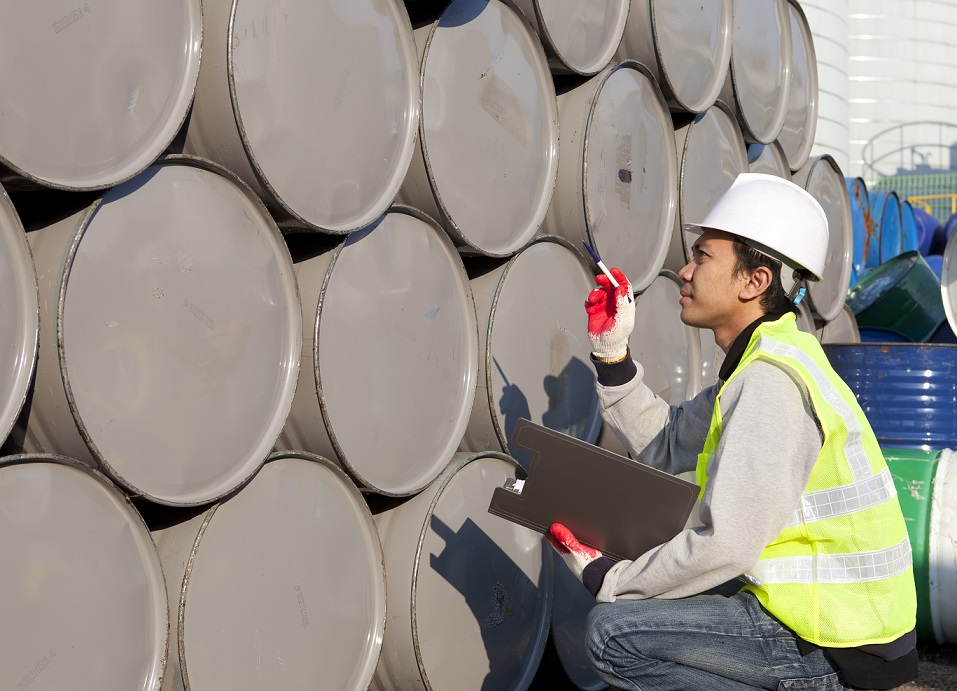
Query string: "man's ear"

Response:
xmin=739 ymin=265 xmax=774 ymax=301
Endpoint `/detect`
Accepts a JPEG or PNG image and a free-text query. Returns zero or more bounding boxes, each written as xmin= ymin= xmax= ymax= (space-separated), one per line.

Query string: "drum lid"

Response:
xmin=778 ymin=0 xmax=818 ymax=172
xmin=0 ymin=455 xmax=167 ymax=691
xmin=747 ymin=141 xmax=791 ymax=178
xmin=180 ymin=452 xmax=386 ymax=690
xmin=535 ymin=0 xmax=629 ymax=75
xmin=229 ymin=0 xmax=419 ymax=232
xmin=586 ymin=63 xmax=677 ymax=293
xmin=795 ymin=156 xmax=853 ymax=322
xmin=0 ymin=1 xmax=201 ymax=190
xmin=0 ymin=187 xmax=38 ymax=444
xmin=421 ymin=0 xmax=559 ymax=256
xmin=677 ymin=103 xmax=749 ymax=263
xmin=487 ymin=239 xmax=601 ymax=461
xmin=60 ymin=159 xmax=301 ymax=505
xmin=651 ymin=0 xmax=732 ymax=113
xmin=631 ymin=271 xmax=702 ymax=403
xmin=820 ymin=305 xmax=860 ymax=344
xmin=727 ymin=0 xmax=791 ymax=143
xmin=414 ymin=453 xmax=551 ymax=690
xmin=943 ymin=228 xmax=957 ymax=336
xmin=316 ymin=209 xmax=478 ymax=495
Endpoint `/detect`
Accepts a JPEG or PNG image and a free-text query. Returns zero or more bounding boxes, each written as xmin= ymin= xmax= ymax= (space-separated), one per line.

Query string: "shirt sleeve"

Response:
xmin=594 ymin=360 xmax=824 ymax=602
xmin=596 ymin=358 xmax=719 ymax=476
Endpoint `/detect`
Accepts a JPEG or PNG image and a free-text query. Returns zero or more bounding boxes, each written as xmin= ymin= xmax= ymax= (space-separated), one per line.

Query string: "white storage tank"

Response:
xmin=847 ymin=1 xmax=957 ymax=180
xmin=800 ymin=0 xmax=851 ymax=175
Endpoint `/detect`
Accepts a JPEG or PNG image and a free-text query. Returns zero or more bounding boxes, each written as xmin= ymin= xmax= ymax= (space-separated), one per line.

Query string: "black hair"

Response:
xmin=730 ymin=237 xmax=798 ymax=316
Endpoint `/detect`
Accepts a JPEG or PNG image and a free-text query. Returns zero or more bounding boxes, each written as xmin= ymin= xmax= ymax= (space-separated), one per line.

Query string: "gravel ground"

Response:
xmin=898 ymin=643 xmax=957 ymax=691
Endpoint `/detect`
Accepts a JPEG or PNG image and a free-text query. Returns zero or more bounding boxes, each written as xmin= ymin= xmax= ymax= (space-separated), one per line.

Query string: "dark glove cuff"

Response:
xmin=582 ymin=556 xmax=614 ymax=596
xmin=591 ymin=350 xmax=637 ymax=387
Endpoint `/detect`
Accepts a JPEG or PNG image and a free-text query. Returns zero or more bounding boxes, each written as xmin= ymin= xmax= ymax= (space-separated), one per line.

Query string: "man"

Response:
xmin=548 ymin=173 xmax=918 ymax=690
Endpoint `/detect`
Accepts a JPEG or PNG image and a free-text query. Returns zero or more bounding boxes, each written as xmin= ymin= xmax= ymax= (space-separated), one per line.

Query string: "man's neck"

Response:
xmin=717 ymin=312 xmax=788 ymax=381
xmin=713 ymin=308 xmax=770 ymax=353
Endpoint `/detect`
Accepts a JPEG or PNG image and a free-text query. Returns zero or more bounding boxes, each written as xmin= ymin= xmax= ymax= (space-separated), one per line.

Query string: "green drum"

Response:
xmin=846 ymin=251 xmax=945 ymax=342
xmin=884 ymin=447 xmax=957 ymax=644
xmin=885 ymin=448 xmax=939 ymax=640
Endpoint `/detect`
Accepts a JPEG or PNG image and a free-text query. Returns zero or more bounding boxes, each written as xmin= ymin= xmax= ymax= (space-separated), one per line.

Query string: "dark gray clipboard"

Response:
xmin=488 ymin=418 xmax=699 ymax=562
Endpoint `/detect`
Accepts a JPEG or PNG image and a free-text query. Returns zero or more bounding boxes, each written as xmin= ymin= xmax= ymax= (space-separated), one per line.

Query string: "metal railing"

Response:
xmin=872 ymin=173 xmax=957 ymax=223
xmin=907 ymin=194 xmax=957 ymax=218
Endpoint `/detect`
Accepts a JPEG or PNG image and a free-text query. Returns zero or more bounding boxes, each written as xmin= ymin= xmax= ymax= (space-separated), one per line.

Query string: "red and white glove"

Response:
xmin=546 ymin=522 xmax=603 ymax=582
xmin=585 ymin=267 xmax=634 ymax=362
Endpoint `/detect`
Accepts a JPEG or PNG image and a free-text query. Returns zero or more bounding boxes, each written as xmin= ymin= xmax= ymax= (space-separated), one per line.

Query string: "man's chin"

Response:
xmin=678 ymin=309 xmax=703 ymax=329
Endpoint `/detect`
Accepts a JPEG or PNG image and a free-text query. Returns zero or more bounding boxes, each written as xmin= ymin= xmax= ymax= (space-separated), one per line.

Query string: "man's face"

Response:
xmin=676 ymin=229 xmax=748 ymax=330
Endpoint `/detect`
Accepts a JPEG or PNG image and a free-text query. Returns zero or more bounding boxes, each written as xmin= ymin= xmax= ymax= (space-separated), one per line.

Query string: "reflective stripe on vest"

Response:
xmin=749 ymin=537 xmax=912 ymax=585
xmin=784 ymin=464 xmax=897 ymax=528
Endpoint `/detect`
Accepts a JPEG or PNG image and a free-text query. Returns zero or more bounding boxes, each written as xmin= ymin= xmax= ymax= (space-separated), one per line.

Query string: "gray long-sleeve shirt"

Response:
xmin=593 ymin=356 xmax=823 ymax=602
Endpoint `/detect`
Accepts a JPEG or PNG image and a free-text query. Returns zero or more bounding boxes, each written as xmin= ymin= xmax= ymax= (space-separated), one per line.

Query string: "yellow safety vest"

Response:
xmin=695 ymin=313 xmax=916 ymax=647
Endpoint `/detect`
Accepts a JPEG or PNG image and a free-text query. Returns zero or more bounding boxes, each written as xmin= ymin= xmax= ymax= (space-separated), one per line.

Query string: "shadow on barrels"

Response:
xmin=429 ymin=515 xmax=546 ymax=691
xmin=542 ymin=357 xmax=597 ymax=444
xmin=495 ymin=356 xmax=598 ymax=471
xmin=495 ymin=355 xmax=533 ymax=469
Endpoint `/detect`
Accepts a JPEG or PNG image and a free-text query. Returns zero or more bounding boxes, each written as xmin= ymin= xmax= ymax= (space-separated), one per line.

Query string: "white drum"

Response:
xmin=819 ymin=305 xmax=861 ymax=344
xmin=183 ymin=0 xmax=420 ymax=233
xmin=277 ymin=206 xmax=478 ymax=496
xmin=779 ymin=0 xmax=819 ymax=172
xmin=748 ymin=141 xmax=792 ymax=178
xmin=398 ymin=0 xmax=560 ymax=257
xmin=633 ymin=271 xmax=703 ymax=403
xmin=0 ymin=454 xmax=168 ymax=691
xmin=20 ymin=157 xmax=302 ymax=506
xmin=153 ymin=451 xmax=386 ymax=691
xmin=616 ymin=0 xmax=733 ymax=114
xmin=941 ymin=222 xmax=957 ymax=337
xmin=793 ymin=155 xmax=854 ymax=322
xmin=371 ymin=451 xmax=552 ymax=691
xmin=542 ymin=60 xmax=678 ymax=293
xmin=0 ymin=1 xmax=201 ymax=190
xmin=665 ymin=101 xmax=749 ymax=274
xmin=461 ymin=237 xmax=601 ymax=469
xmin=0 ymin=185 xmax=38 ymax=446
xmin=719 ymin=0 xmax=792 ymax=144
xmin=511 ymin=0 xmax=629 ymax=75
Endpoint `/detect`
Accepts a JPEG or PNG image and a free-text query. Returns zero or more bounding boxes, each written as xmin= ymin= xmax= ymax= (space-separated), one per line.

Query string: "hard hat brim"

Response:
xmin=682 ymin=222 xmax=824 ymax=282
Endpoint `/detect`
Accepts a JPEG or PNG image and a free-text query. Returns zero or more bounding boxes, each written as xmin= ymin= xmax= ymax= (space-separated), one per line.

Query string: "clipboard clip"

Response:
xmin=502 ymin=478 xmax=526 ymax=495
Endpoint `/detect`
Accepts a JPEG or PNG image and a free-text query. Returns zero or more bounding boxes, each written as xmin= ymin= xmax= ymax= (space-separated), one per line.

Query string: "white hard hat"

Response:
xmin=683 ymin=173 xmax=829 ymax=282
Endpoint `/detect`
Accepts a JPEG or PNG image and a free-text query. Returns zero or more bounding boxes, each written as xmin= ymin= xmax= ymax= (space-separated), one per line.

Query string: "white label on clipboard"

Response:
xmin=503 ymin=478 xmax=525 ymax=495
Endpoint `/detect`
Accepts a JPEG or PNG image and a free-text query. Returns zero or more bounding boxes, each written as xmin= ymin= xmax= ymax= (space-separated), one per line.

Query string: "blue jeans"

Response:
xmin=584 ymin=589 xmax=855 ymax=690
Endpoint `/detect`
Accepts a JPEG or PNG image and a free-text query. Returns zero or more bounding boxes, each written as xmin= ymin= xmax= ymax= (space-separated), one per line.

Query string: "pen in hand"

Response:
xmin=582 ymin=240 xmax=632 ymax=303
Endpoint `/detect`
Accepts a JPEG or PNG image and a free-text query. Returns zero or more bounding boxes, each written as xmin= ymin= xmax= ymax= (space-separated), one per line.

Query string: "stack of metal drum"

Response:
xmin=0 ymin=2 xmax=902 ymax=690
